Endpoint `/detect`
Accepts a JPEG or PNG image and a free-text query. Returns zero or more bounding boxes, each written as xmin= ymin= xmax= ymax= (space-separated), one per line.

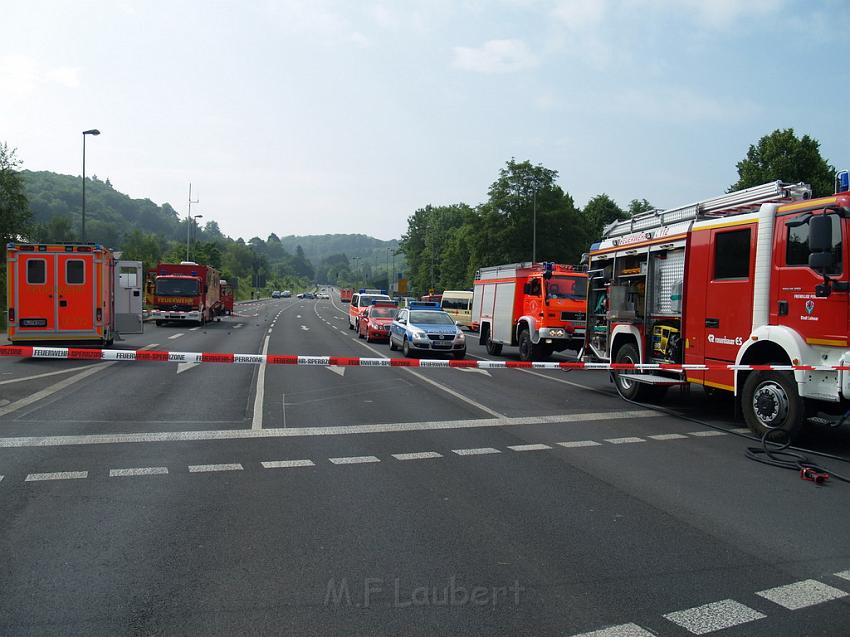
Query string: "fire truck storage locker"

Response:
xmin=115 ymin=260 xmax=144 ymax=334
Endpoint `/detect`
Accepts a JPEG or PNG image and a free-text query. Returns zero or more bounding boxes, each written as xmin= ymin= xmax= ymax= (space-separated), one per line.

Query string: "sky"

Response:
xmin=2 ymin=0 xmax=848 ymax=242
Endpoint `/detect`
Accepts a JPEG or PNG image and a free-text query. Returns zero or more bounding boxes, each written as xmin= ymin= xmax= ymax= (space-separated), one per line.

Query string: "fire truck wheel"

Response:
xmin=742 ymin=371 xmax=804 ymax=441
xmin=518 ymin=329 xmax=535 ymax=361
xmin=486 ymin=336 xmax=503 ymax=356
xmin=613 ymin=343 xmax=658 ymax=402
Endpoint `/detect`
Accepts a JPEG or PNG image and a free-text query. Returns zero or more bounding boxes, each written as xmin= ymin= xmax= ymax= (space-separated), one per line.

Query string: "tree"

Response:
xmin=628 ymin=198 xmax=655 ymax=216
xmin=0 ymin=142 xmax=31 ymax=245
xmin=730 ymin=128 xmax=835 ymax=197
xmin=583 ymin=194 xmax=626 ymax=238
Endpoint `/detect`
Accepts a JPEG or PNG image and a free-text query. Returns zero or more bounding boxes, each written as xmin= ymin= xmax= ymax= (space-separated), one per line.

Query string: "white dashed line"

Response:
xmin=234 ymin=323 xmax=244 ymax=329
xmin=188 ymin=463 xmax=243 ymax=473
xmin=329 ymin=456 xmax=380 ymax=465
xmin=835 ymin=570 xmax=850 ymax=581
xmin=570 ymin=624 xmax=656 ymax=637
xmin=452 ymin=447 xmax=501 ymax=456
xmin=605 ymin=437 xmax=645 ymax=444
xmin=688 ymin=430 xmax=728 ymax=437
xmin=558 ymin=440 xmax=602 ymax=448
xmin=756 ymin=579 xmax=848 ymax=610
xmin=663 ymin=599 xmax=765 ymax=635
xmin=109 ymin=467 xmax=168 ymax=477
xmin=189 ymin=326 xmax=200 ymax=331
xmin=730 ymin=427 xmax=751 ymax=434
xmin=648 ymin=433 xmax=689 ymax=441
xmin=168 ymin=333 xmax=184 ymax=340
xmin=261 ymin=459 xmax=315 ymax=469
xmin=25 ymin=471 xmax=88 ymax=481
xmin=392 ymin=451 xmax=443 ymax=461
xmin=507 ymin=443 xmax=551 ymax=452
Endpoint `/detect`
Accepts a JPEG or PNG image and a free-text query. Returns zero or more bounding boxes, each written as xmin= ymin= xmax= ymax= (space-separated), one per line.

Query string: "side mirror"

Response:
xmin=808 ymin=214 xmax=834 ymax=273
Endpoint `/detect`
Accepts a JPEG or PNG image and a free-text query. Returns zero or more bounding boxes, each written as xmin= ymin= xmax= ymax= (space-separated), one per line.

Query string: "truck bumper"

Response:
xmin=151 ymin=310 xmax=202 ymax=321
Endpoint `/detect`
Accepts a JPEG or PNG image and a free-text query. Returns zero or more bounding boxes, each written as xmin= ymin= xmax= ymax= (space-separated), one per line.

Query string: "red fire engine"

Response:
xmin=150 ymin=261 xmax=223 ymax=326
xmin=340 ymin=288 xmax=353 ymax=303
xmin=220 ymin=279 xmax=235 ymax=316
xmin=585 ymin=175 xmax=850 ymax=439
xmin=472 ymin=262 xmax=588 ymax=361
xmin=5 ymin=243 xmax=143 ymax=346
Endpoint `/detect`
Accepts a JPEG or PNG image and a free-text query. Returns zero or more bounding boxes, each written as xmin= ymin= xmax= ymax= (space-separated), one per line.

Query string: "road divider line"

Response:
xmin=25 ymin=471 xmax=88 ymax=481
xmin=109 ymin=467 xmax=168 ymax=477
xmin=557 ymin=440 xmax=602 ymax=448
xmin=648 ymin=433 xmax=689 ymax=441
xmin=0 ymin=365 xmax=98 ymax=386
xmin=605 ymin=437 xmax=645 ymax=444
xmin=252 ymin=333 xmax=271 ymax=430
xmin=188 ymin=463 xmax=243 ymax=473
xmin=687 ymin=430 xmax=728 ymax=437
xmin=392 ymin=451 xmax=443 ymax=461
xmin=663 ymin=599 xmax=766 ymax=634
xmin=569 ymin=624 xmax=655 ymax=637
xmin=329 ymin=456 xmax=380 ymax=465
xmin=168 ymin=333 xmax=184 ymax=340
xmin=261 ymin=459 xmax=314 ymax=468
xmin=755 ymin=579 xmax=848 ymax=610
xmin=507 ymin=443 xmax=551 ymax=452
xmin=452 ymin=447 xmax=501 ymax=456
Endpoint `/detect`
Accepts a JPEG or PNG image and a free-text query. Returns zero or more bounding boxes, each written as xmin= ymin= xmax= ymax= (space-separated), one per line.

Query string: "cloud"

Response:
xmin=452 ymin=39 xmax=538 ymax=74
xmin=266 ymin=0 xmax=370 ymax=48
xmin=551 ymin=0 xmax=606 ymax=31
xmin=0 ymin=55 xmax=80 ymax=98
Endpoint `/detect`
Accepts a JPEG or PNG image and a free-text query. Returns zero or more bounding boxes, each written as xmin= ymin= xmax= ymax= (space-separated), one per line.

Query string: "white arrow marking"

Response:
xmin=326 ymin=366 xmax=345 ymax=377
xmin=296 ymin=314 xmax=302 ymax=318
xmin=456 ymin=367 xmax=492 ymax=377
xmin=177 ymin=362 xmax=200 ymax=374
xmin=301 ymin=325 xmax=310 ymax=331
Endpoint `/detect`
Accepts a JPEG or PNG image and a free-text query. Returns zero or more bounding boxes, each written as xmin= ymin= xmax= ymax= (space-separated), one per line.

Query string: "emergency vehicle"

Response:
xmin=340 ymin=288 xmax=353 ymax=303
xmin=472 ymin=262 xmax=587 ymax=361
xmin=220 ymin=280 xmax=235 ymax=315
xmin=5 ymin=243 xmax=143 ymax=346
xmin=585 ymin=174 xmax=850 ymax=439
xmin=357 ymin=300 xmax=398 ymax=342
xmin=150 ymin=261 xmax=223 ymax=326
xmin=348 ymin=289 xmax=391 ymax=329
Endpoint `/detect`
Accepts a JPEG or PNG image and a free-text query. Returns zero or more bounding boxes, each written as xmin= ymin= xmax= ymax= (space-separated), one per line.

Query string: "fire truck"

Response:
xmin=340 ymin=288 xmax=353 ymax=303
xmin=150 ymin=261 xmax=223 ymax=326
xmin=585 ymin=174 xmax=850 ymax=439
xmin=5 ymin=243 xmax=143 ymax=346
xmin=220 ymin=279 xmax=235 ymax=315
xmin=472 ymin=262 xmax=588 ymax=361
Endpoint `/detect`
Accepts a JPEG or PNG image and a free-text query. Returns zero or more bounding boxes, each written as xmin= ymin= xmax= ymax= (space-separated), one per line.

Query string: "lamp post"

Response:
xmin=81 ymin=129 xmax=100 ymax=242
xmin=352 ymin=256 xmax=360 ymax=288
xmin=185 ymin=182 xmax=199 ymax=261
xmin=532 ymin=188 xmax=537 ymax=263
xmin=386 ymin=247 xmax=391 ymax=293
xmin=190 ymin=214 xmax=203 ymax=260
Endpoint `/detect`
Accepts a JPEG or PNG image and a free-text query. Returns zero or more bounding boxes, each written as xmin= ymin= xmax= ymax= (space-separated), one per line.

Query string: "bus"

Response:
xmin=440 ymin=290 xmax=475 ymax=331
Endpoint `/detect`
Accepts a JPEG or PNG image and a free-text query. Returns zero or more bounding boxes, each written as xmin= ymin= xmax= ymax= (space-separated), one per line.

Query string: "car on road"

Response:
xmin=303 ymin=292 xmax=316 ymax=300
xmin=282 ymin=290 xmax=291 ymax=298
xmin=296 ymin=293 xmax=304 ymax=299
xmin=348 ymin=290 xmax=392 ymax=329
xmin=357 ymin=301 xmax=398 ymax=342
xmin=389 ymin=302 xmax=466 ymax=359
xmin=271 ymin=290 xmax=281 ymax=298
xmin=318 ymin=292 xmax=330 ymax=299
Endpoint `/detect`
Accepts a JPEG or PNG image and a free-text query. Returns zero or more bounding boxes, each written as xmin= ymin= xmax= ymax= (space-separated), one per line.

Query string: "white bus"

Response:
xmin=441 ymin=290 xmax=476 ymax=330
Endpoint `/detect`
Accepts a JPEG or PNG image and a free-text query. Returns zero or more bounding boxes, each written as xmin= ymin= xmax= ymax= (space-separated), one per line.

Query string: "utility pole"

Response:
xmin=81 ymin=129 xmax=100 ymax=242
xmin=186 ymin=182 xmax=199 ymax=261
xmin=532 ymin=188 xmax=537 ymax=263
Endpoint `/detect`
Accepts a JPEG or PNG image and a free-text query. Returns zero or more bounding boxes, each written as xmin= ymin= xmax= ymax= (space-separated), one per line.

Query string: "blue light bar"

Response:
xmin=408 ymin=302 xmax=440 ymax=310
xmin=838 ymin=170 xmax=849 ymax=193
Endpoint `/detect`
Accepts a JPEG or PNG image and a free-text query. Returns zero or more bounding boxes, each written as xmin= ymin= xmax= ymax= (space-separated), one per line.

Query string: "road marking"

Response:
xmin=392 ymin=451 xmax=443 ymax=461
xmin=296 ymin=314 xmax=302 ymax=318
xmin=507 ymin=443 xmax=551 ymax=452
xmin=605 ymin=437 xmax=645 ymax=444
xmin=261 ymin=459 xmax=315 ymax=468
xmin=109 ymin=467 xmax=168 ymax=477
xmin=649 ymin=433 xmax=689 ymax=441
xmin=234 ymin=323 xmax=244 ymax=329
xmin=756 ymin=579 xmax=848 ymax=610
xmin=456 ymin=367 xmax=492 ymax=376
xmin=663 ymin=599 xmax=765 ymax=635
xmin=189 ymin=327 xmax=200 ymax=331
xmin=0 ymin=365 xmax=97 ymax=386
xmin=188 ymin=463 xmax=243 ymax=473
xmin=177 ymin=362 xmax=199 ymax=374
xmin=25 ymin=471 xmax=88 ymax=481
xmin=836 ymin=570 xmax=850 ymax=581
xmin=301 ymin=325 xmax=310 ymax=331
xmin=168 ymin=333 xmax=184 ymax=340
xmin=326 ymin=365 xmax=345 ymax=377
xmin=452 ymin=447 xmax=501 ymax=456
xmin=0 ymin=364 xmax=112 ymax=418
xmin=687 ymin=430 xmax=728 ymax=437
xmin=730 ymin=427 xmax=751 ymax=434
xmin=570 ymin=624 xmax=656 ymax=637
xmin=557 ymin=440 xmax=602 ymax=448
xmin=0 ymin=410 xmax=659 ymax=448
xmin=329 ymin=455 xmax=380 ymax=465
xmin=252 ymin=333 xmax=271 ymax=430
xmin=0 ymin=399 xmax=8 ymax=407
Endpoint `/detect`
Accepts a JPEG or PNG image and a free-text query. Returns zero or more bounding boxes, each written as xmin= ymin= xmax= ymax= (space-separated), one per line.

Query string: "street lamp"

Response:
xmin=81 ymin=129 xmax=100 ymax=242
xmin=532 ymin=188 xmax=537 ymax=263
xmin=352 ymin=256 xmax=360 ymax=288
xmin=185 ymin=182 xmax=199 ymax=261
xmin=190 ymin=214 xmax=203 ymax=260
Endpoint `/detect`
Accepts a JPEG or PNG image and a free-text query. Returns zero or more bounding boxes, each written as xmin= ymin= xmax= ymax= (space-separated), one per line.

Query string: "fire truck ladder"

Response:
xmin=603 ymin=180 xmax=812 ymax=238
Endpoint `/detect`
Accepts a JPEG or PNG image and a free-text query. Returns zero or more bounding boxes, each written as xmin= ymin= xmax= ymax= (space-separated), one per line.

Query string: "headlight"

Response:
xmin=411 ymin=329 xmax=428 ymax=340
xmin=455 ymin=330 xmax=465 ymax=340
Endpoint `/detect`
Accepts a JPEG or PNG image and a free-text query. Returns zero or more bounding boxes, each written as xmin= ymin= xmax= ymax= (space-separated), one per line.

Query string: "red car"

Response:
xmin=357 ymin=302 xmax=398 ymax=342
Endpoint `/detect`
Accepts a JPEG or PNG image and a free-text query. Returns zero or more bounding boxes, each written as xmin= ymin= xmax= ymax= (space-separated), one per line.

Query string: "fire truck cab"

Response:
xmin=586 ymin=175 xmax=850 ymax=439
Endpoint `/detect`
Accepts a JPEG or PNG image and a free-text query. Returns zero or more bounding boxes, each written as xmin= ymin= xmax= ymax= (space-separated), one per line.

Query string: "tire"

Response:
xmin=358 ymin=322 xmax=365 ymax=339
xmin=104 ymin=338 xmax=114 ymax=348
xmin=612 ymin=343 xmax=663 ymax=402
xmin=742 ymin=371 xmax=805 ymax=441
xmin=486 ymin=335 xmax=503 ymax=356
xmin=348 ymin=318 xmax=354 ymax=330
xmin=518 ymin=329 xmax=541 ymax=362
xmin=402 ymin=338 xmax=415 ymax=358
xmin=389 ymin=335 xmax=398 ymax=351
xmin=452 ymin=350 xmax=466 ymax=360
xmin=155 ymin=320 xmax=163 ymax=327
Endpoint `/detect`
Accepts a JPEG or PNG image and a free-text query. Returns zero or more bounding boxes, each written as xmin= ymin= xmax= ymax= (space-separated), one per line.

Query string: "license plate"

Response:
xmin=20 ymin=318 xmax=47 ymax=327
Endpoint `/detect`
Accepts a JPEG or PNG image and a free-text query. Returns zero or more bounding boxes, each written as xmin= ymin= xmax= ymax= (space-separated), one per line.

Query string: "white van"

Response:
xmin=441 ymin=290 xmax=475 ymax=330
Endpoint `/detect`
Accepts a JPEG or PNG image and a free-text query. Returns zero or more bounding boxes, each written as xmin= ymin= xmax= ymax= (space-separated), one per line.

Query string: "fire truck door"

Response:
xmin=775 ymin=213 xmax=848 ymax=347
xmin=57 ymin=254 xmax=95 ymax=331
xmin=702 ymin=226 xmax=756 ymax=362
xmin=115 ymin=260 xmax=144 ymax=334
xmin=14 ymin=252 xmax=56 ymax=334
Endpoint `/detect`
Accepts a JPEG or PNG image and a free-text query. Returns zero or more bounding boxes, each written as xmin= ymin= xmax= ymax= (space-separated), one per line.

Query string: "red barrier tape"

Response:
xmin=1 ymin=345 xmax=849 ymax=372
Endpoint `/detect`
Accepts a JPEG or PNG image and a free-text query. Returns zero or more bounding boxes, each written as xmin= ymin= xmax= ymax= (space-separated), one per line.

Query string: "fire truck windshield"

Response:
xmin=547 ymin=276 xmax=586 ymax=301
xmin=156 ymin=278 xmax=199 ymax=296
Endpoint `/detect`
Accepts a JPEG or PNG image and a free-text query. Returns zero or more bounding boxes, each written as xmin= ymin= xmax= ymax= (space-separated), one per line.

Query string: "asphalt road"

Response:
xmin=1 ymin=292 xmax=849 ymax=636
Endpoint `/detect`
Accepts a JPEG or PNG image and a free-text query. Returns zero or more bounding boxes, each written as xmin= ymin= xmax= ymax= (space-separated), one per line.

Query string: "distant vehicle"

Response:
xmin=348 ymin=289 xmax=391 ymax=329
xmin=357 ymin=301 xmax=398 ymax=342
xmin=151 ymin=261 xmax=225 ymax=326
xmin=421 ymin=293 xmax=442 ymax=304
xmin=340 ymin=288 xmax=353 ymax=303
xmin=389 ymin=302 xmax=466 ymax=359
xmin=473 ymin=261 xmax=587 ymax=361
xmin=5 ymin=242 xmax=143 ymax=346
xmin=282 ymin=290 xmax=291 ymax=298
xmin=303 ymin=292 xmax=316 ymax=300
xmin=296 ymin=293 xmax=304 ymax=299
xmin=221 ymin=280 xmax=235 ymax=315
xmin=441 ymin=290 xmax=475 ymax=331
xmin=271 ymin=290 xmax=281 ymax=298
xmin=316 ymin=292 xmax=330 ymax=299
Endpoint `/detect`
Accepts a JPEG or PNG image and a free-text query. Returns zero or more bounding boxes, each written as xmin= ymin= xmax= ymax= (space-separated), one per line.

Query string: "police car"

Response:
xmin=388 ymin=302 xmax=466 ymax=359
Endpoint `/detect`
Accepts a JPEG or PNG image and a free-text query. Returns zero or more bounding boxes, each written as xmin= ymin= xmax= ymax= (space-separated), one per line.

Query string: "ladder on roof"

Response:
xmin=602 ymin=180 xmax=812 ymax=239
